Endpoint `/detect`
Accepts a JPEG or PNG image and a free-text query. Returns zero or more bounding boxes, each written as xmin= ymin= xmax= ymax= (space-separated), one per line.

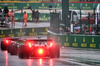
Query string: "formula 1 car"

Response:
xmin=18 ymin=39 xmax=60 ymax=59
xmin=1 ymin=38 xmax=20 ymax=51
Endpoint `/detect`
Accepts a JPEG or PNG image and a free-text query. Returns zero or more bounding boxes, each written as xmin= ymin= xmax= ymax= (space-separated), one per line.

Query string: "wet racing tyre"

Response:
xmin=1 ymin=41 xmax=7 ymax=51
xmin=18 ymin=45 xmax=29 ymax=59
xmin=9 ymin=44 xmax=18 ymax=55
xmin=7 ymin=45 xmax=10 ymax=53
xmin=50 ymin=45 xmax=60 ymax=58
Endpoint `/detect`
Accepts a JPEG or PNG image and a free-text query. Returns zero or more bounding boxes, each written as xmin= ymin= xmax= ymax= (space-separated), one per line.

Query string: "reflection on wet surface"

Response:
xmin=39 ymin=59 xmax=42 ymax=66
xmin=1 ymin=50 xmax=79 ymax=66
xmin=27 ymin=59 xmax=32 ymax=66
xmin=26 ymin=58 xmax=54 ymax=66
xmin=4 ymin=51 xmax=8 ymax=66
xmin=1 ymin=47 xmax=94 ymax=66
xmin=50 ymin=59 xmax=53 ymax=66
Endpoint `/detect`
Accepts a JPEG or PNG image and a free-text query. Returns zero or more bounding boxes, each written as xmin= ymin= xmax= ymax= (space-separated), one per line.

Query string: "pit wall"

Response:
xmin=0 ymin=27 xmax=49 ymax=38
xmin=47 ymin=31 xmax=100 ymax=49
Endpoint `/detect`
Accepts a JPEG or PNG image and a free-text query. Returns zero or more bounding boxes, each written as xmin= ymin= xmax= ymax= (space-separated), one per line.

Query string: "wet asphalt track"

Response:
xmin=0 ymin=48 xmax=88 ymax=66
xmin=0 ymin=36 xmax=100 ymax=66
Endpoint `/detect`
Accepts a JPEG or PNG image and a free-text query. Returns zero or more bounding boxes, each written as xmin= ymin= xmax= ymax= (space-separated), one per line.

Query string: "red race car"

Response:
xmin=1 ymin=38 xmax=20 ymax=51
xmin=18 ymin=39 xmax=60 ymax=59
xmin=81 ymin=15 xmax=100 ymax=24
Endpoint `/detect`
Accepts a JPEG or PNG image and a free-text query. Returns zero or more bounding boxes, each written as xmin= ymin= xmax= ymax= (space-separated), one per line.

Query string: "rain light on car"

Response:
xmin=38 ymin=48 xmax=43 ymax=54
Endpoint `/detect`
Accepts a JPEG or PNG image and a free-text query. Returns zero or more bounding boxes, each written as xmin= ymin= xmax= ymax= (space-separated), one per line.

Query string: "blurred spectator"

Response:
xmin=66 ymin=27 xmax=70 ymax=32
xmin=3 ymin=6 xmax=9 ymax=17
xmin=85 ymin=27 xmax=89 ymax=34
xmin=35 ymin=10 xmax=40 ymax=23
xmin=23 ymin=11 xmax=28 ymax=26
xmin=32 ymin=10 xmax=35 ymax=21
xmin=74 ymin=28 xmax=80 ymax=34
xmin=8 ymin=10 xmax=11 ymax=17
xmin=89 ymin=27 xmax=92 ymax=34
xmin=11 ymin=10 xmax=15 ymax=24
xmin=92 ymin=29 xmax=95 ymax=35
xmin=0 ymin=8 xmax=2 ymax=17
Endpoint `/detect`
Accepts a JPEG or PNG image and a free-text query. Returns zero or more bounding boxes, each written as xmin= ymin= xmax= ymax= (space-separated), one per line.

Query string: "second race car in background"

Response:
xmin=0 ymin=37 xmax=20 ymax=51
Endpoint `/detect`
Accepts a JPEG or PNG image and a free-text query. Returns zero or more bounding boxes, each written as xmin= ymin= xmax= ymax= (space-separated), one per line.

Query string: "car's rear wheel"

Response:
xmin=1 ymin=41 xmax=7 ymax=51
xmin=18 ymin=45 xmax=30 ymax=59
xmin=9 ymin=44 xmax=18 ymax=55
xmin=18 ymin=52 xmax=24 ymax=59
xmin=7 ymin=45 xmax=10 ymax=53
xmin=18 ymin=51 xmax=29 ymax=59
xmin=50 ymin=45 xmax=60 ymax=58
